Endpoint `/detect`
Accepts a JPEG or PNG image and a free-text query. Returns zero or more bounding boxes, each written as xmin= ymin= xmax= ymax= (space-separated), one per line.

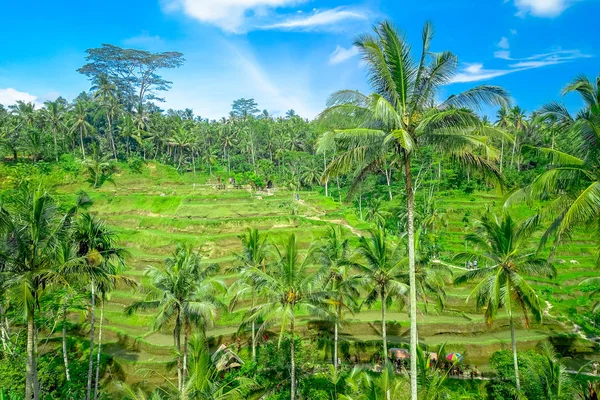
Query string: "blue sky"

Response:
xmin=0 ymin=0 xmax=598 ymax=119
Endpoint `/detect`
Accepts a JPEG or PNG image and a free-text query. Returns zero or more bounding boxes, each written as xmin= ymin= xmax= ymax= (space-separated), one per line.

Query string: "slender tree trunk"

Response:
xmin=191 ymin=151 xmax=196 ymax=176
xmin=404 ymin=155 xmax=418 ymax=400
xmin=385 ymin=168 xmax=393 ymax=200
xmin=507 ymin=284 xmax=521 ymax=392
xmin=336 ymin=178 xmax=342 ymax=203
xmin=499 ymin=140 xmax=504 ymax=174
xmin=381 ymin=292 xmax=387 ymax=360
xmin=182 ymin=319 xmax=189 ymax=400
xmin=509 ymin=314 xmax=521 ymax=392
xmin=334 ymin=305 xmax=340 ymax=371
xmin=62 ymin=305 xmax=71 ymax=382
xmin=0 ymin=304 xmax=8 ymax=353
xmin=26 ymin=311 xmax=40 ymax=400
xmin=323 ymin=153 xmax=328 ymax=197
xmin=80 ymin=127 xmax=86 ymax=158
xmin=93 ymin=299 xmax=105 ymax=400
xmin=53 ymin=126 xmax=59 ymax=162
xmin=290 ymin=312 xmax=296 ymax=400
xmin=107 ymin=113 xmax=117 ymax=160
xmin=251 ymin=296 xmax=256 ymax=362
xmin=175 ymin=312 xmax=182 ymax=393
xmin=86 ymin=281 xmax=96 ymax=400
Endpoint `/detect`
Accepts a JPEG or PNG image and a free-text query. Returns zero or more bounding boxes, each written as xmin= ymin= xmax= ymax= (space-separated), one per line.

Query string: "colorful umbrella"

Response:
xmin=446 ymin=353 xmax=463 ymax=363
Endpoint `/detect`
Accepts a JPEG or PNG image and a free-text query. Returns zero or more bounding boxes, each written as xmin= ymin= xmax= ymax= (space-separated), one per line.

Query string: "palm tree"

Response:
xmin=314 ymin=225 xmax=361 ymax=371
xmin=355 ymin=223 xmax=407 ymax=360
xmin=249 ymin=234 xmax=328 ymax=400
xmin=71 ymin=100 xmax=94 ymax=158
xmin=318 ymin=21 xmax=509 ymax=397
xmin=229 ymin=228 xmax=269 ymax=362
xmin=495 ymin=106 xmax=514 ymax=174
xmin=506 ymin=74 xmax=600 ymax=266
xmin=74 ymin=213 xmax=130 ymax=400
xmin=0 ymin=184 xmax=80 ymax=400
xmin=42 ymin=99 xmax=68 ymax=161
xmin=453 ymin=212 xmax=556 ymax=392
xmin=125 ymin=243 xmax=224 ymax=396
xmin=92 ymin=75 xmax=119 ymax=159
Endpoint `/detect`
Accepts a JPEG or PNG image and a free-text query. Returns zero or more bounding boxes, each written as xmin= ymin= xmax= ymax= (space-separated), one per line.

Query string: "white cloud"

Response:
xmin=510 ymin=29 xmax=518 ymax=35
xmin=123 ymin=31 xmax=165 ymax=50
xmin=0 ymin=88 xmax=40 ymax=108
xmin=162 ymin=0 xmax=302 ymax=33
xmin=452 ymin=49 xmax=591 ymax=84
xmin=497 ymin=37 xmax=510 ymax=50
xmin=329 ymin=45 xmax=359 ymax=65
xmin=162 ymin=0 xmax=366 ymax=33
xmin=262 ymin=8 xmax=367 ymax=31
xmin=513 ymin=0 xmax=574 ymax=17
xmin=494 ymin=50 xmax=512 ymax=60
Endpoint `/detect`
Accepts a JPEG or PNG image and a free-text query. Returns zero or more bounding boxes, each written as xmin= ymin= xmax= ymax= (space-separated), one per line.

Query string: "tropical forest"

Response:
xmin=0 ymin=11 xmax=599 ymax=400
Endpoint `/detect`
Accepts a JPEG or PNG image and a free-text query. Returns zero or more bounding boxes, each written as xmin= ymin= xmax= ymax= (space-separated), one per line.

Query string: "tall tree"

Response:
xmin=71 ymin=100 xmax=94 ymax=158
xmin=249 ymin=234 xmax=328 ymax=400
xmin=314 ymin=225 xmax=361 ymax=371
xmin=125 ymin=243 xmax=224 ymax=397
xmin=506 ymin=74 xmax=600 ymax=266
xmin=454 ymin=212 xmax=556 ymax=392
xmin=355 ymin=224 xmax=407 ymax=362
xmin=42 ymin=99 xmax=68 ymax=161
xmin=78 ymin=44 xmax=185 ymax=110
xmin=0 ymin=184 xmax=79 ymax=400
xmin=318 ymin=21 xmax=509 ymax=398
xmin=92 ymin=75 xmax=119 ymax=159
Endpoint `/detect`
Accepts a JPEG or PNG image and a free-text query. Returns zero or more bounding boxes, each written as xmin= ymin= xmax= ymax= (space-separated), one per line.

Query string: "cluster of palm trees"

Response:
xmin=0 ymin=184 xmax=133 ymax=400
xmin=0 ymin=89 xmax=323 ymax=189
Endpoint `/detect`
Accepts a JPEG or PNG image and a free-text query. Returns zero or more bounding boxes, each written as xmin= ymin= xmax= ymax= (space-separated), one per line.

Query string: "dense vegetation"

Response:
xmin=0 ymin=20 xmax=599 ymax=400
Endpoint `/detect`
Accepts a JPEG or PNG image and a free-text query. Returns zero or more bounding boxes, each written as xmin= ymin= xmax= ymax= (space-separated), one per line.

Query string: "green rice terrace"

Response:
xmin=51 ymin=163 xmax=599 ymax=386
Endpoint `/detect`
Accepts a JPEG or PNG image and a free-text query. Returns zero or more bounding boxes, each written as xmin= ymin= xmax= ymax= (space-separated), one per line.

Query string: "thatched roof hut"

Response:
xmin=211 ymin=344 xmax=244 ymax=371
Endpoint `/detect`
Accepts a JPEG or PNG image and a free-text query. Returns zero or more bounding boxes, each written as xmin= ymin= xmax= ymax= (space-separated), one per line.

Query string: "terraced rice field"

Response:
xmin=55 ymin=164 xmax=599 ymax=379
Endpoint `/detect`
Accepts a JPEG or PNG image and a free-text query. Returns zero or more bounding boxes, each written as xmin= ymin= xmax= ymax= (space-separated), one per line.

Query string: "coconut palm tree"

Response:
xmin=318 ymin=21 xmax=509 ymax=398
xmin=248 ymin=234 xmax=328 ymax=400
xmin=74 ymin=213 xmax=130 ymax=400
xmin=355 ymin=223 xmax=407 ymax=360
xmin=92 ymin=74 xmax=119 ymax=159
xmin=453 ymin=212 xmax=556 ymax=392
xmin=506 ymin=74 xmax=600 ymax=267
xmin=71 ymin=100 xmax=94 ymax=158
xmin=125 ymin=243 xmax=224 ymax=397
xmin=42 ymin=99 xmax=68 ymax=161
xmin=314 ymin=225 xmax=361 ymax=371
xmin=0 ymin=183 xmax=82 ymax=400
xmin=229 ymin=228 xmax=269 ymax=362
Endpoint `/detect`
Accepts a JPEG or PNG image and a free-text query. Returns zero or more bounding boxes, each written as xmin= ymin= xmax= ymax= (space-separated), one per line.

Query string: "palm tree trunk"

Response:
xmin=290 ymin=312 xmax=296 ymax=400
xmin=0 ymin=304 xmax=8 ymax=353
xmin=359 ymin=193 xmax=363 ymax=220
xmin=385 ymin=168 xmax=393 ymax=200
xmin=251 ymin=295 xmax=257 ymax=361
xmin=323 ymin=153 xmax=328 ymax=197
xmin=334 ymin=305 xmax=340 ymax=371
xmin=336 ymin=177 xmax=341 ymax=203
xmin=26 ymin=310 xmax=40 ymax=400
xmin=175 ymin=312 xmax=182 ymax=393
xmin=62 ymin=305 xmax=71 ymax=382
xmin=80 ymin=127 xmax=86 ymax=158
xmin=86 ymin=281 xmax=96 ymax=400
xmin=381 ymin=292 xmax=387 ymax=360
xmin=93 ymin=299 xmax=105 ymax=400
xmin=499 ymin=140 xmax=504 ymax=174
xmin=53 ymin=126 xmax=59 ymax=162
xmin=107 ymin=113 xmax=117 ymax=160
xmin=182 ymin=318 xmax=189 ymax=399
xmin=404 ymin=155 xmax=418 ymax=400
xmin=509 ymin=307 xmax=521 ymax=391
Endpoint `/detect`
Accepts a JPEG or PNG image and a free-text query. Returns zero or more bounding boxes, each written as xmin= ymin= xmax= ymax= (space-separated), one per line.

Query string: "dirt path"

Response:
xmin=296 ymin=199 xmax=363 ymax=237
